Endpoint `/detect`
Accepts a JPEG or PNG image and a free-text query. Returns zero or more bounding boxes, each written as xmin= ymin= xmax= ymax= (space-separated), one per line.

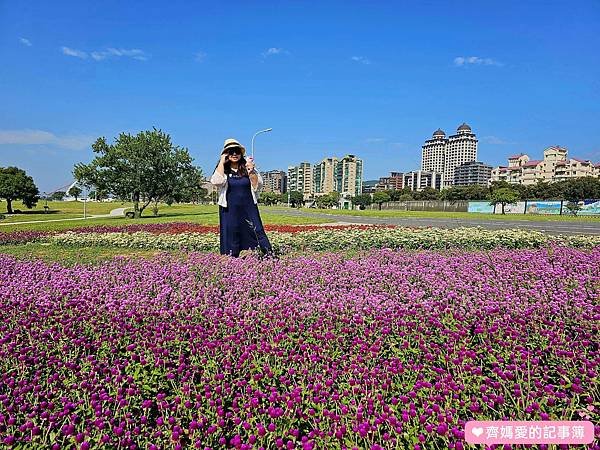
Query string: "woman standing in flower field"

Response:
xmin=211 ymin=138 xmax=273 ymax=257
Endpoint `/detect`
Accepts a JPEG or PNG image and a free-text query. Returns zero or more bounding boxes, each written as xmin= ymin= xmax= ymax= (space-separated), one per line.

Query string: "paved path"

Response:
xmin=0 ymin=207 xmax=128 ymax=226
xmin=269 ymin=209 xmax=600 ymax=236
xmin=108 ymin=207 xmax=128 ymax=217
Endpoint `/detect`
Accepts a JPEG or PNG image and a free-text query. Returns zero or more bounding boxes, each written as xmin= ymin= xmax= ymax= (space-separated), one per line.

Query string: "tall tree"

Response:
xmin=259 ymin=191 xmax=281 ymax=206
xmin=50 ymin=191 xmax=66 ymax=201
xmin=68 ymin=186 xmax=82 ymax=200
xmin=372 ymin=191 xmax=391 ymax=210
xmin=0 ymin=167 xmax=40 ymax=214
xmin=283 ymin=191 xmax=304 ymax=208
xmin=315 ymin=192 xmax=340 ymax=209
xmin=413 ymin=187 xmax=440 ymax=200
xmin=351 ymin=194 xmax=372 ymax=209
xmin=489 ymin=188 xmax=520 ymax=215
xmin=74 ymin=128 xmax=202 ymax=218
xmin=563 ymin=177 xmax=600 ymax=202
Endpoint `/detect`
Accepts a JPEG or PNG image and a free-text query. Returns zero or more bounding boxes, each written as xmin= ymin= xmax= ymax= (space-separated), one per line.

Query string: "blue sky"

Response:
xmin=1 ymin=0 xmax=599 ymax=192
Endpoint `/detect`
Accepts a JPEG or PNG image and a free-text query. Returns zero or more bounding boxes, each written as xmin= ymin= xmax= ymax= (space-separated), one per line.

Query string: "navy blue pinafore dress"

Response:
xmin=219 ymin=171 xmax=272 ymax=257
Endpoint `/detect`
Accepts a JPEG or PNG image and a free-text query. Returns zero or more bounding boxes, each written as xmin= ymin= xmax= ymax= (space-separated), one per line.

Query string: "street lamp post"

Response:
xmin=251 ymin=128 xmax=272 ymax=160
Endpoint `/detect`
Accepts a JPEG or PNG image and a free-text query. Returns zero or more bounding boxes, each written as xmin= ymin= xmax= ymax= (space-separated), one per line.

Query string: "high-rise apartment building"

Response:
xmin=260 ymin=170 xmax=287 ymax=194
xmin=287 ymin=162 xmax=313 ymax=200
xmin=453 ymin=161 xmax=493 ymax=186
xmin=421 ymin=129 xmax=447 ymax=174
xmin=421 ymin=123 xmax=478 ymax=187
xmin=313 ymin=157 xmax=338 ymax=195
xmin=335 ymin=154 xmax=363 ymax=197
xmin=288 ymin=154 xmax=364 ymax=202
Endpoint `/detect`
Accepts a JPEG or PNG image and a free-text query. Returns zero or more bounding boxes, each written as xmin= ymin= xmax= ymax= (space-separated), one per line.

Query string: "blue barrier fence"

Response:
xmin=468 ymin=200 xmax=600 ymax=215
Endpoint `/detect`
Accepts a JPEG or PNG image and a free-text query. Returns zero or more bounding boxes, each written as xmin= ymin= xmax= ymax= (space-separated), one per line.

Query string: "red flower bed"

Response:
xmin=65 ymin=223 xmax=395 ymax=235
xmin=0 ymin=223 xmax=399 ymax=246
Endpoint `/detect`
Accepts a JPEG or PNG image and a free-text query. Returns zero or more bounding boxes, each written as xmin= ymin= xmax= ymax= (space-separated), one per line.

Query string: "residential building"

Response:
xmin=445 ymin=123 xmax=478 ymax=186
xmin=362 ymin=180 xmax=379 ymax=194
xmin=490 ymin=146 xmax=599 ymax=185
xmin=288 ymin=154 xmax=364 ymax=204
xmin=260 ymin=170 xmax=287 ymax=194
xmin=402 ymin=170 xmax=443 ymax=191
xmin=313 ymin=157 xmax=338 ymax=195
xmin=453 ymin=161 xmax=493 ymax=186
xmin=335 ymin=154 xmax=363 ymax=197
xmin=287 ymin=162 xmax=313 ymax=200
xmin=421 ymin=123 xmax=478 ymax=187
xmin=421 ymin=129 xmax=447 ymax=174
xmin=376 ymin=172 xmax=403 ymax=191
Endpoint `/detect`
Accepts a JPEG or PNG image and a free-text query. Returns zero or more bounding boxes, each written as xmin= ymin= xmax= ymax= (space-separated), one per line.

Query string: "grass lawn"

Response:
xmin=0 ymin=200 xmax=133 ymax=223
xmin=304 ymin=207 xmax=600 ymax=222
xmin=0 ymin=204 xmax=331 ymax=232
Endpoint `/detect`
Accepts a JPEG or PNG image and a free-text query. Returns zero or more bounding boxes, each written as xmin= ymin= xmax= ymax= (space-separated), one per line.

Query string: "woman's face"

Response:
xmin=226 ymin=147 xmax=242 ymax=163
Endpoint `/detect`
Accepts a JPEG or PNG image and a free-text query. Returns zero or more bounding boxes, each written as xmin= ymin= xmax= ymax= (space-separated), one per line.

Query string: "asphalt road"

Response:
xmin=268 ymin=209 xmax=600 ymax=236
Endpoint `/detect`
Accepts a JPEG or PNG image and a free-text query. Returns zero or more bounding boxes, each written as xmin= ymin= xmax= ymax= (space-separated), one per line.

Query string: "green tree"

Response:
xmin=50 ymin=191 xmax=66 ymax=201
xmin=168 ymin=166 xmax=206 ymax=204
xmin=0 ymin=166 xmax=40 ymax=214
xmin=413 ymin=187 xmax=440 ymax=200
xmin=282 ymin=191 xmax=303 ymax=208
xmin=372 ymin=191 xmax=391 ymax=210
xmin=315 ymin=192 xmax=341 ymax=209
xmin=74 ymin=128 xmax=201 ymax=218
xmin=259 ymin=191 xmax=281 ymax=206
xmin=68 ymin=186 xmax=82 ymax=200
xmin=563 ymin=177 xmax=600 ymax=202
xmin=489 ymin=188 xmax=520 ymax=215
xmin=465 ymin=185 xmax=490 ymax=200
xmin=440 ymin=187 xmax=467 ymax=202
xmin=351 ymin=194 xmax=372 ymax=209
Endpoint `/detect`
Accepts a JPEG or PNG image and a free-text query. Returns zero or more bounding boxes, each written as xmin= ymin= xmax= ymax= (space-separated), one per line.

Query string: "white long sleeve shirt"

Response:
xmin=210 ymin=169 xmax=263 ymax=208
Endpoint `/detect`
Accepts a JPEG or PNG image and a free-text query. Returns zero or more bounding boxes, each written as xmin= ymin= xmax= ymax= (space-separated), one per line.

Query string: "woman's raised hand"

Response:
xmin=246 ymin=157 xmax=255 ymax=172
xmin=219 ymin=152 xmax=228 ymax=165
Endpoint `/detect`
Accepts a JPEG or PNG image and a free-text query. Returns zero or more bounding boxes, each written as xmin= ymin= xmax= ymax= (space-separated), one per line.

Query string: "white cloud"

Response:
xmin=91 ymin=48 xmax=149 ymax=61
xmin=19 ymin=37 xmax=32 ymax=47
xmin=351 ymin=56 xmax=371 ymax=65
xmin=62 ymin=46 xmax=88 ymax=59
xmin=194 ymin=51 xmax=207 ymax=62
xmin=262 ymin=47 xmax=289 ymax=57
xmin=0 ymin=129 xmax=94 ymax=150
xmin=62 ymin=46 xmax=149 ymax=61
xmin=454 ymin=56 xmax=503 ymax=67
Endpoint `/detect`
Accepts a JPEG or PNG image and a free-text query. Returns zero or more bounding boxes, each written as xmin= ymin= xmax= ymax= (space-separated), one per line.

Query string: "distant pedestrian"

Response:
xmin=210 ymin=138 xmax=273 ymax=257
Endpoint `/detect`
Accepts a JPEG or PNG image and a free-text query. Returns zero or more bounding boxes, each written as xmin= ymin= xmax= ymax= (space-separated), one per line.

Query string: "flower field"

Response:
xmin=3 ymin=223 xmax=600 ymax=253
xmin=1 ymin=245 xmax=599 ymax=449
xmin=49 ymin=226 xmax=600 ymax=253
